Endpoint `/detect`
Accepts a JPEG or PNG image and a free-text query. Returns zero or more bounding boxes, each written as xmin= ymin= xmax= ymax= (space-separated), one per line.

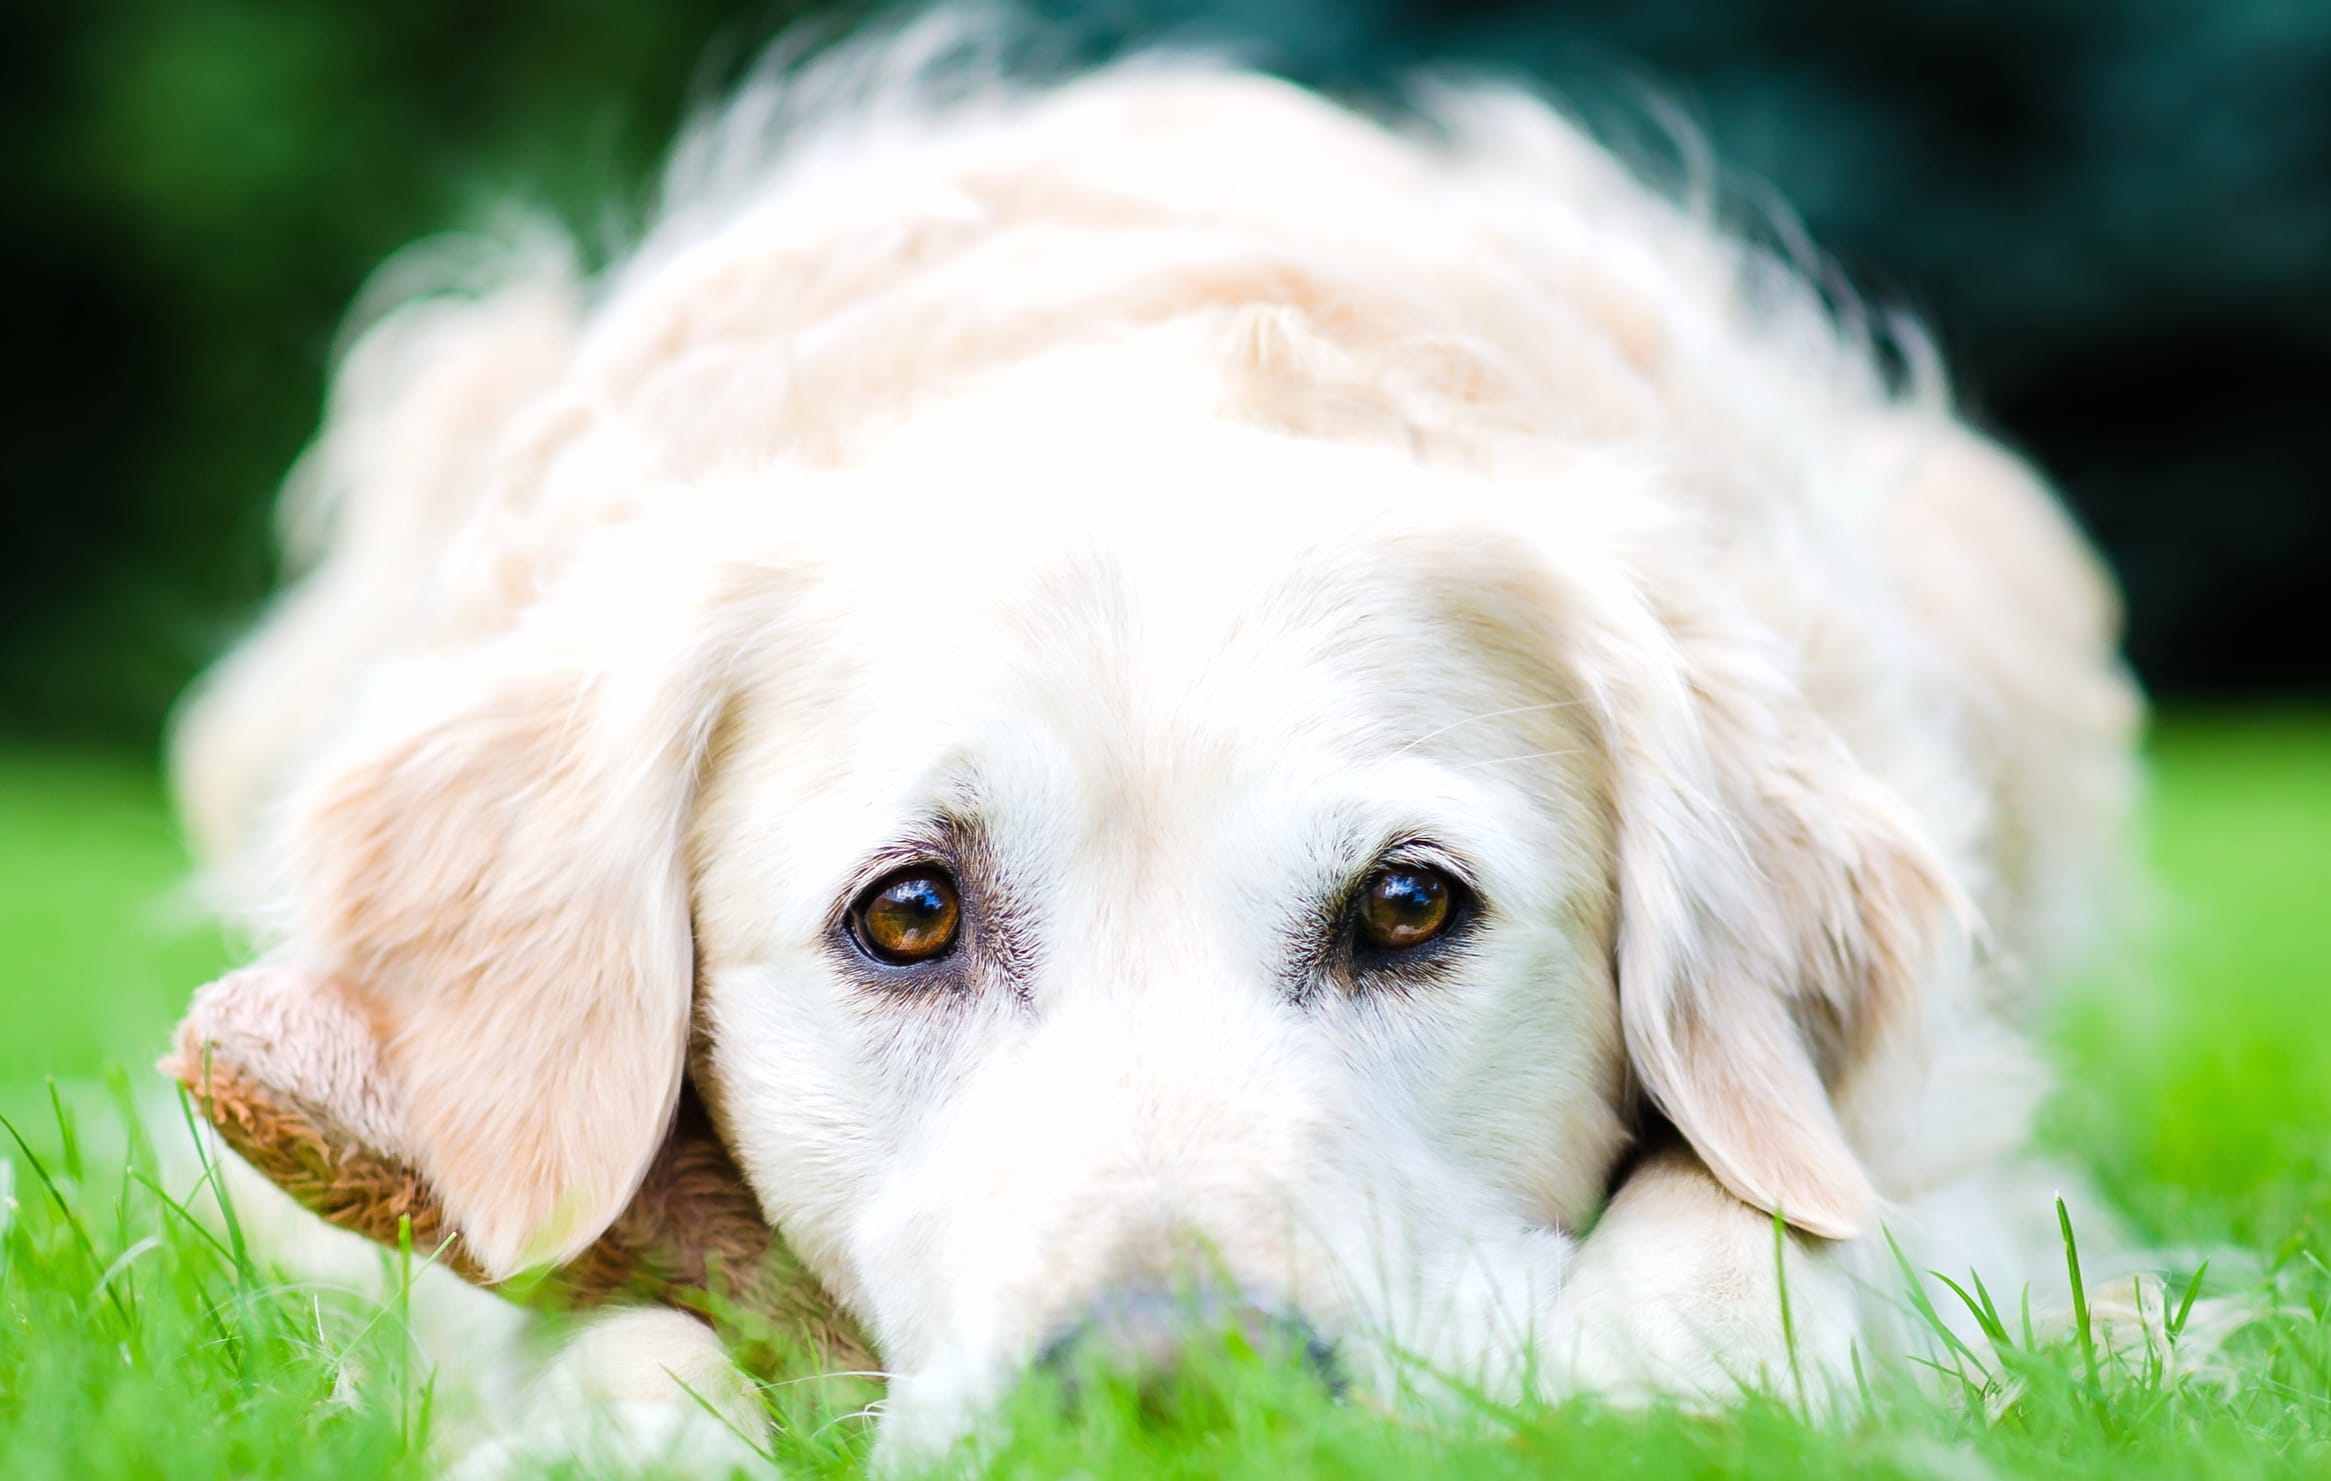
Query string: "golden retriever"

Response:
xmin=170 ymin=28 xmax=2140 ymax=1473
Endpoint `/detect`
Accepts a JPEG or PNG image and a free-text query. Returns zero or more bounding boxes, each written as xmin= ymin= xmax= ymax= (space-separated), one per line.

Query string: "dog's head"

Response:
xmin=238 ymin=390 xmax=1956 ymax=1452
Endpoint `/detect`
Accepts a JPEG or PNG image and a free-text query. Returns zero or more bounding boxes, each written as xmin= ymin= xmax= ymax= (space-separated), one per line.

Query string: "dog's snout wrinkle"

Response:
xmin=1035 ymin=1285 xmax=1342 ymax=1416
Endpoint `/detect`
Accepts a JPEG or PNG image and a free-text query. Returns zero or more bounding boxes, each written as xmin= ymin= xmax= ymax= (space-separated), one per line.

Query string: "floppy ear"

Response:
xmin=1586 ymin=586 xmax=1966 ymax=1241
xmin=162 ymin=965 xmax=873 ymax=1368
xmin=278 ymin=538 xmax=772 ymax=1279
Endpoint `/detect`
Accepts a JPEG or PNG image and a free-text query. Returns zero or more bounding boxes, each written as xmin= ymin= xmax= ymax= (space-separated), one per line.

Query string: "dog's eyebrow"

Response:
xmin=1391 ymin=699 xmax=1587 ymax=756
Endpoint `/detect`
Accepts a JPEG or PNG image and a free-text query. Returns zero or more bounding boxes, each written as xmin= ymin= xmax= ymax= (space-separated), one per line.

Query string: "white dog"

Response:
xmin=170 ymin=28 xmax=2140 ymax=1472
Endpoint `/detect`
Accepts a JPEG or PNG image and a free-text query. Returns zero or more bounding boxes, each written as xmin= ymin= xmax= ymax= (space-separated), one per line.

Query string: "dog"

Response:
xmin=168 ymin=28 xmax=2141 ymax=1473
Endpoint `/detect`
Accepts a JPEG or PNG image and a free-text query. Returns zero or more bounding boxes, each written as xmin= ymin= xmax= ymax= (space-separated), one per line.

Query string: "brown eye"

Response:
xmin=1355 ymin=865 xmax=1457 ymax=951
xmin=852 ymin=867 xmax=962 ymax=965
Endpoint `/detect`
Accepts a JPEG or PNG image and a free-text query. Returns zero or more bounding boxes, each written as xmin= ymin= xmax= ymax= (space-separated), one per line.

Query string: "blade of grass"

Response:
xmin=1969 ymin=1269 xmax=2010 ymax=1347
xmin=1773 ymin=1209 xmax=1808 ymax=1416
xmin=2169 ymin=1261 xmax=2211 ymax=1341
xmin=104 ymin=1066 xmax=161 ymax=1174
xmin=330 ymin=1229 xmax=459 ymax=1372
xmin=47 ymin=1078 xmax=84 ymax=1185
xmin=1 ymin=1151 xmax=17 ymax=1297
xmin=671 ymin=1369 xmax=782 ymax=1469
xmin=1884 ymin=1226 xmax=1991 ymax=1379
xmin=1850 ymin=1342 xmax=1877 ymax=1426
xmin=94 ymin=1232 xmax=165 ymax=1306
xmin=1933 ymin=1272 xmax=2010 ymax=1348
xmin=2058 ymin=1196 xmax=2110 ymax=1436
xmin=1 ymin=1107 xmax=131 ymax=1328
xmin=126 ymin=1166 xmax=240 ymax=1266
xmin=176 ymin=1072 xmax=251 ymax=1281
xmin=2132 ymin=1274 xmax=2163 ymax=1389
xmin=175 ymin=1072 xmax=273 ymax=1383
xmin=415 ymin=1369 xmax=440 ymax=1463
xmin=396 ymin=1213 xmax=414 ymax=1450
xmin=105 ymin=1067 xmax=162 ymax=1269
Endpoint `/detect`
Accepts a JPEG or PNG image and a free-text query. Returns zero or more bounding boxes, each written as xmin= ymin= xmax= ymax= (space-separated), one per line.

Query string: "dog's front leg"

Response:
xmin=1544 ymin=1144 xmax=1870 ymax=1410
xmin=447 ymin=1307 xmax=768 ymax=1479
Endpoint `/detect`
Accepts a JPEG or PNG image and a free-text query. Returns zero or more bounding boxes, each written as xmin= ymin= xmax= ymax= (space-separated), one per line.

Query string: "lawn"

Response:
xmin=2 ymin=716 xmax=2326 ymax=1478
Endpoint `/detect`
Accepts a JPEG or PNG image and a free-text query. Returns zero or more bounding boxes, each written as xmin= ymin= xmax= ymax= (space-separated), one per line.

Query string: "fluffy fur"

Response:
xmin=170 ymin=26 xmax=2139 ymax=1470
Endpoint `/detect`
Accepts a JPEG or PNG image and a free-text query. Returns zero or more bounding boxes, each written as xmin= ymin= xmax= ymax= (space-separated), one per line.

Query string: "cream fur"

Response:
xmin=171 ymin=26 xmax=2139 ymax=1469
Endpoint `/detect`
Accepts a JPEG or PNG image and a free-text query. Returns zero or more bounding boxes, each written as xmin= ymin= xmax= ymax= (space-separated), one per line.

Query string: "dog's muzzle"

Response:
xmin=1034 ymin=1285 xmax=1343 ymax=1414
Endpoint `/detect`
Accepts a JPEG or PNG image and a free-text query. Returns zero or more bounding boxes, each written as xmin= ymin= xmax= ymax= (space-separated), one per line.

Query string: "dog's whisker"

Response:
xmin=809 ymin=1400 xmax=888 ymax=1440
xmin=1393 ymin=700 xmax=1587 ymax=755
xmin=755 ymin=1369 xmax=895 ymax=1391
xmin=1450 ymin=747 xmax=1588 ymax=770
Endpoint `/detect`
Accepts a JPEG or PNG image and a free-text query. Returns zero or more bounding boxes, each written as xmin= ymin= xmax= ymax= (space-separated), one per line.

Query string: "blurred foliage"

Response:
xmin=4 ymin=0 xmax=2327 ymax=746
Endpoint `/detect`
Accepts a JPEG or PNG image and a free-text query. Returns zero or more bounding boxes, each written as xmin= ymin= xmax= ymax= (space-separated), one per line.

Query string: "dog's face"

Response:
xmin=283 ymin=406 xmax=1951 ymax=1457
xmin=687 ymin=428 xmax=1626 ymax=1446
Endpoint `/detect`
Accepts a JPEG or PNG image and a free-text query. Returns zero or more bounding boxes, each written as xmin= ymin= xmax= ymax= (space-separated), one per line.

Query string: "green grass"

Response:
xmin=3 ymin=717 xmax=2328 ymax=1478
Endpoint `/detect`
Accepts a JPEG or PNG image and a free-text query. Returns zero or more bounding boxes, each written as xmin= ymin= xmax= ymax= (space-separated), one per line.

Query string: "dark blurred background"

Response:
xmin=6 ymin=0 xmax=2327 ymax=748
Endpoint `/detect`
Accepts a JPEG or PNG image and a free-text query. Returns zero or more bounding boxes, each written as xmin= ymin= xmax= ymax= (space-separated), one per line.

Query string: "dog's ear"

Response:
xmin=1582 ymin=579 xmax=1966 ymax=1242
xmin=163 ymin=964 xmax=875 ymax=1368
xmin=164 ymin=966 xmax=472 ymax=1274
xmin=275 ymin=534 xmax=780 ymax=1279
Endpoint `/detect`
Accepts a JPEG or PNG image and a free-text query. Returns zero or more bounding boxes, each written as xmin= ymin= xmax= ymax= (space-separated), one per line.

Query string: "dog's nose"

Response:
xmin=1035 ymin=1286 xmax=1341 ymax=1414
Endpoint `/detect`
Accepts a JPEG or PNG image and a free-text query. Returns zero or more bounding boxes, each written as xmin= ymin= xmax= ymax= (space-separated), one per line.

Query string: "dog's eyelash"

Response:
xmin=838 ymin=846 xmax=949 ymax=906
xmin=827 ymin=815 xmax=976 ymax=932
xmin=1370 ymin=837 xmax=1480 ymax=898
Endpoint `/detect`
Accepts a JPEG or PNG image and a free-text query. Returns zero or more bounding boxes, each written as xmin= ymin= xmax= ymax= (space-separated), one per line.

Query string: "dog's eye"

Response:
xmin=852 ymin=867 xmax=962 ymax=964
xmin=1354 ymin=865 xmax=1456 ymax=951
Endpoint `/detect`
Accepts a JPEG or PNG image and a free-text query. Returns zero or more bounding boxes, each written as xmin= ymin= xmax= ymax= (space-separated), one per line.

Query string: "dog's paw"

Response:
xmin=447 ymin=1397 xmax=770 ymax=1480
xmin=446 ymin=1308 xmax=771 ymax=1479
xmin=1549 ymin=1147 xmax=1863 ymax=1409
